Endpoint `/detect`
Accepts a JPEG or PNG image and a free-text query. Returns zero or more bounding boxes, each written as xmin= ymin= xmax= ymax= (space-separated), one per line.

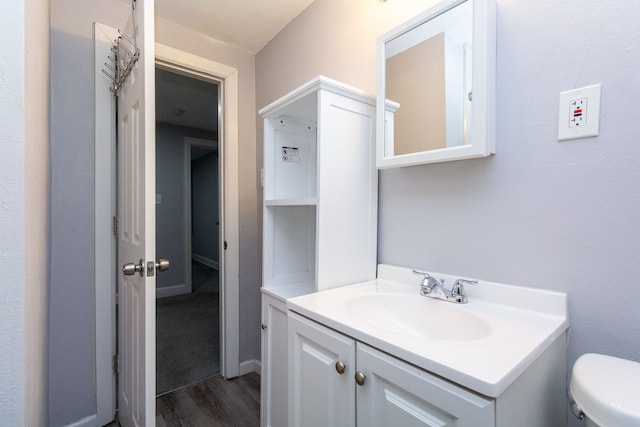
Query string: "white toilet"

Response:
xmin=569 ymin=353 xmax=640 ymax=426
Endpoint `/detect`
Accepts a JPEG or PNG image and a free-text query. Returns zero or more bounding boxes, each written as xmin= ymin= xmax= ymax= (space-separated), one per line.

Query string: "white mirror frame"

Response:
xmin=376 ymin=0 xmax=496 ymax=168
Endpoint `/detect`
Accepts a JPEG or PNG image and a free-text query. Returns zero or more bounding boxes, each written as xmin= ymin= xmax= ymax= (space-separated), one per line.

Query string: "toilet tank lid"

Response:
xmin=570 ymin=353 xmax=640 ymax=426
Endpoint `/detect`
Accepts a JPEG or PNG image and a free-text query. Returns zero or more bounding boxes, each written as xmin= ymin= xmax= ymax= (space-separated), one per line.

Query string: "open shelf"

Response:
xmin=265 ymin=197 xmax=317 ymax=207
xmin=263 ymin=205 xmax=316 ymax=290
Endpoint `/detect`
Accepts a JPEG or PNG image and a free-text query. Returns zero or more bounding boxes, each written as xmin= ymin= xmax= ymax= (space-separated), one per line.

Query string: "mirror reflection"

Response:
xmin=385 ymin=0 xmax=472 ymax=156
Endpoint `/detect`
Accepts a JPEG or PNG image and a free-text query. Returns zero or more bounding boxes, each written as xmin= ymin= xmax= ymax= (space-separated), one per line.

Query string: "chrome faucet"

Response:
xmin=412 ymin=270 xmax=478 ymax=304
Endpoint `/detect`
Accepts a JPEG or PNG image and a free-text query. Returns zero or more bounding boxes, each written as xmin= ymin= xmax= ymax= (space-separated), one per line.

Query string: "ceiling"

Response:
xmin=154 ymin=1 xmax=315 ymax=132
xmin=155 ymin=0 xmax=316 ymax=54
xmin=155 ymin=68 xmax=219 ymax=133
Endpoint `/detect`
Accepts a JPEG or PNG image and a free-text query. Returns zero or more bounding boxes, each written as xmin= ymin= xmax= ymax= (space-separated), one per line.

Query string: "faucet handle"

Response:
xmin=454 ymin=278 xmax=478 ymax=287
xmin=412 ymin=269 xmax=432 ymax=283
xmin=412 ymin=269 xmax=438 ymax=294
xmin=451 ymin=278 xmax=478 ymax=303
xmin=412 ymin=269 xmax=430 ymax=277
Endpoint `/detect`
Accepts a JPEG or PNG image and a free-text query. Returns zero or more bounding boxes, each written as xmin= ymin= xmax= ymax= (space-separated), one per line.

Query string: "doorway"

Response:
xmin=94 ymin=34 xmax=241 ymax=424
xmin=154 ymin=67 xmax=221 ymax=394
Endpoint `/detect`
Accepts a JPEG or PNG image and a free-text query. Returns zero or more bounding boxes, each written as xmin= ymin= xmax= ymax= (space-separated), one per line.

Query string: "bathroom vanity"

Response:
xmin=258 ymin=72 xmax=569 ymax=425
xmin=287 ymin=265 xmax=569 ymax=427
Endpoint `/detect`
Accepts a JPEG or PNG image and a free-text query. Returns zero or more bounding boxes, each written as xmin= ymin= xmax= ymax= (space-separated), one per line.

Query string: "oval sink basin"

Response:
xmin=344 ymin=294 xmax=492 ymax=342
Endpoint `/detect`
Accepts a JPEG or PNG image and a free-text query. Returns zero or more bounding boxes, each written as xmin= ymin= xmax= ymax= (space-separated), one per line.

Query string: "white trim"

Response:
xmin=93 ymin=22 xmax=117 ymax=427
xmin=156 ymin=283 xmax=189 ymax=299
xmin=239 ymin=359 xmax=262 ymax=376
xmin=64 ymin=414 xmax=97 ymax=427
xmin=192 ymin=253 xmax=219 ymax=270
xmin=155 ymin=43 xmax=240 ymax=379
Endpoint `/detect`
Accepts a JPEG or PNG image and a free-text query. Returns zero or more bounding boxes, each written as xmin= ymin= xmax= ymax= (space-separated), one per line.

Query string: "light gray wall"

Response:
xmin=379 ymin=0 xmax=640 ymax=371
xmin=49 ymin=1 xmax=259 ymax=423
xmin=156 ymin=124 xmax=186 ymax=289
xmin=155 ymin=124 xmax=217 ymax=290
xmin=49 ymin=1 xmax=136 ymax=424
xmin=257 ymin=1 xmax=640 ymax=425
xmin=192 ymin=152 xmax=219 ymax=264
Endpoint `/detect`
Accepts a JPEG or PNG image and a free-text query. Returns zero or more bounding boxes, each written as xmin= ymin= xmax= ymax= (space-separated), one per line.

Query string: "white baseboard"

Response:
xmin=65 ymin=414 xmax=97 ymax=427
xmin=192 ymin=253 xmax=219 ymax=270
xmin=239 ymin=359 xmax=261 ymax=376
xmin=156 ymin=283 xmax=188 ymax=299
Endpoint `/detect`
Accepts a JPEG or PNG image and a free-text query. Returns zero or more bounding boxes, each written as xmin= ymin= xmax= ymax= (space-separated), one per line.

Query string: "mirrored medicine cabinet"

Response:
xmin=376 ymin=0 xmax=496 ymax=168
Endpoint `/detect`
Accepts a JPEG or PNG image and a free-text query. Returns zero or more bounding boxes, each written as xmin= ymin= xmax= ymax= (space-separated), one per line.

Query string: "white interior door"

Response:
xmin=117 ymin=0 xmax=156 ymax=425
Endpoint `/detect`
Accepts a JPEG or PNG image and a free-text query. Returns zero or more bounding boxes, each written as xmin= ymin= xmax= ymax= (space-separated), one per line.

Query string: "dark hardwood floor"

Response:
xmin=157 ymin=372 xmax=260 ymax=427
xmin=108 ymin=372 xmax=260 ymax=426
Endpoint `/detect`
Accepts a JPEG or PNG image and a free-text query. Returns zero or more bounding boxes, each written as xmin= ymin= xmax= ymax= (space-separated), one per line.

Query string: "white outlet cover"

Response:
xmin=558 ymin=84 xmax=601 ymax=141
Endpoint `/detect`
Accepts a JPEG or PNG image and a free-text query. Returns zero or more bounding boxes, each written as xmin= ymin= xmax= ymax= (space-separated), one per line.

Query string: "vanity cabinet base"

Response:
xmin=289 ymin=311 xmax=568 ymax=427
xmin=495 ymin=334 xmax=567 ymax=427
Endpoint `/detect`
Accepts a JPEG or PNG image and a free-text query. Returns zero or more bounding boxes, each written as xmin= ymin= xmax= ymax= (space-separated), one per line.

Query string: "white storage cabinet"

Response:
xmin=260 ymin=292 xmax=288 ymax=427
xmin=259 ymin=76 xmax=377 ymax=427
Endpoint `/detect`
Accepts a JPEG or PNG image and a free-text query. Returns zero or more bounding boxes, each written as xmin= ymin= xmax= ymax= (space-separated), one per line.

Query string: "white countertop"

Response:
xmin=287 ymin=264 xmax=569 ymax=398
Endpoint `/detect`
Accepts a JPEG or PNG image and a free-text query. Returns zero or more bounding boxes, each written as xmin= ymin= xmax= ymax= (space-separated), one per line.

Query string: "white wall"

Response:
xmin=0 ymin=1 xmax=27 ymax=424
xmin=0 ymin=0 xmax=49 ymax=424
xmin=256 ymin=1 xmax=640 ymax=425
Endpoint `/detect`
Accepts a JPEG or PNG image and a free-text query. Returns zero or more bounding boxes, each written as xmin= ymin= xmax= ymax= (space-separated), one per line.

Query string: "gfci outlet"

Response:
xmin=558 ymin=84 xmax=601 ymax=141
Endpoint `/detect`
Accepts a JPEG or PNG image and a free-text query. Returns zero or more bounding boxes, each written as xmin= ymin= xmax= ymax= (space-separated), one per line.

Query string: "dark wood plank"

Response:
xmin=156 ymin=372 xmax=260 ymax=427
xmin=106 ymin=372 xmax=260 ymax=427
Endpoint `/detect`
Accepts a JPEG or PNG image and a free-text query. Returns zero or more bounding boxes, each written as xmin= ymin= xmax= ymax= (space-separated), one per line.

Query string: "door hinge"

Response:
xmin=112 ymin=216 xmax=119 ymax=236
xmin=113 ymin=354 xmax=119 ymax=374
xmin=224 ymin=241 xmax=228 ymax=250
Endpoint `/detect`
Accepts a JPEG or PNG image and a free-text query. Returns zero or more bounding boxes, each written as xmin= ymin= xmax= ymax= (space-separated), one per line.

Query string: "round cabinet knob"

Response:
xmin=335 ymin=361 xmax=346 ymax=374
xmin=355 ymin=371 xmax=366 ymax=386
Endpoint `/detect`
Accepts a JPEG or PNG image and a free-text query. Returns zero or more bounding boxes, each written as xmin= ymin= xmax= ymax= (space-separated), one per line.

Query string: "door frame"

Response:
xmin=94 ymin=32 xmax=240 ymax=423
xmin=94 ymin=22 xmax=118 ymax=426
xmin=155 ymin=43 xmax=240 ymax=382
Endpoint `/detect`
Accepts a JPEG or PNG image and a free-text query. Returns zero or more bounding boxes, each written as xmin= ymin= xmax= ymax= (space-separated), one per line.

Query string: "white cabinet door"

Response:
xmin=260 ymin=293 xmax=288 ymax=427
xmin=289 ymin=312 xmax=356 ymax=427
xmin=356 ymin=344 xmax=495 ymax=427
